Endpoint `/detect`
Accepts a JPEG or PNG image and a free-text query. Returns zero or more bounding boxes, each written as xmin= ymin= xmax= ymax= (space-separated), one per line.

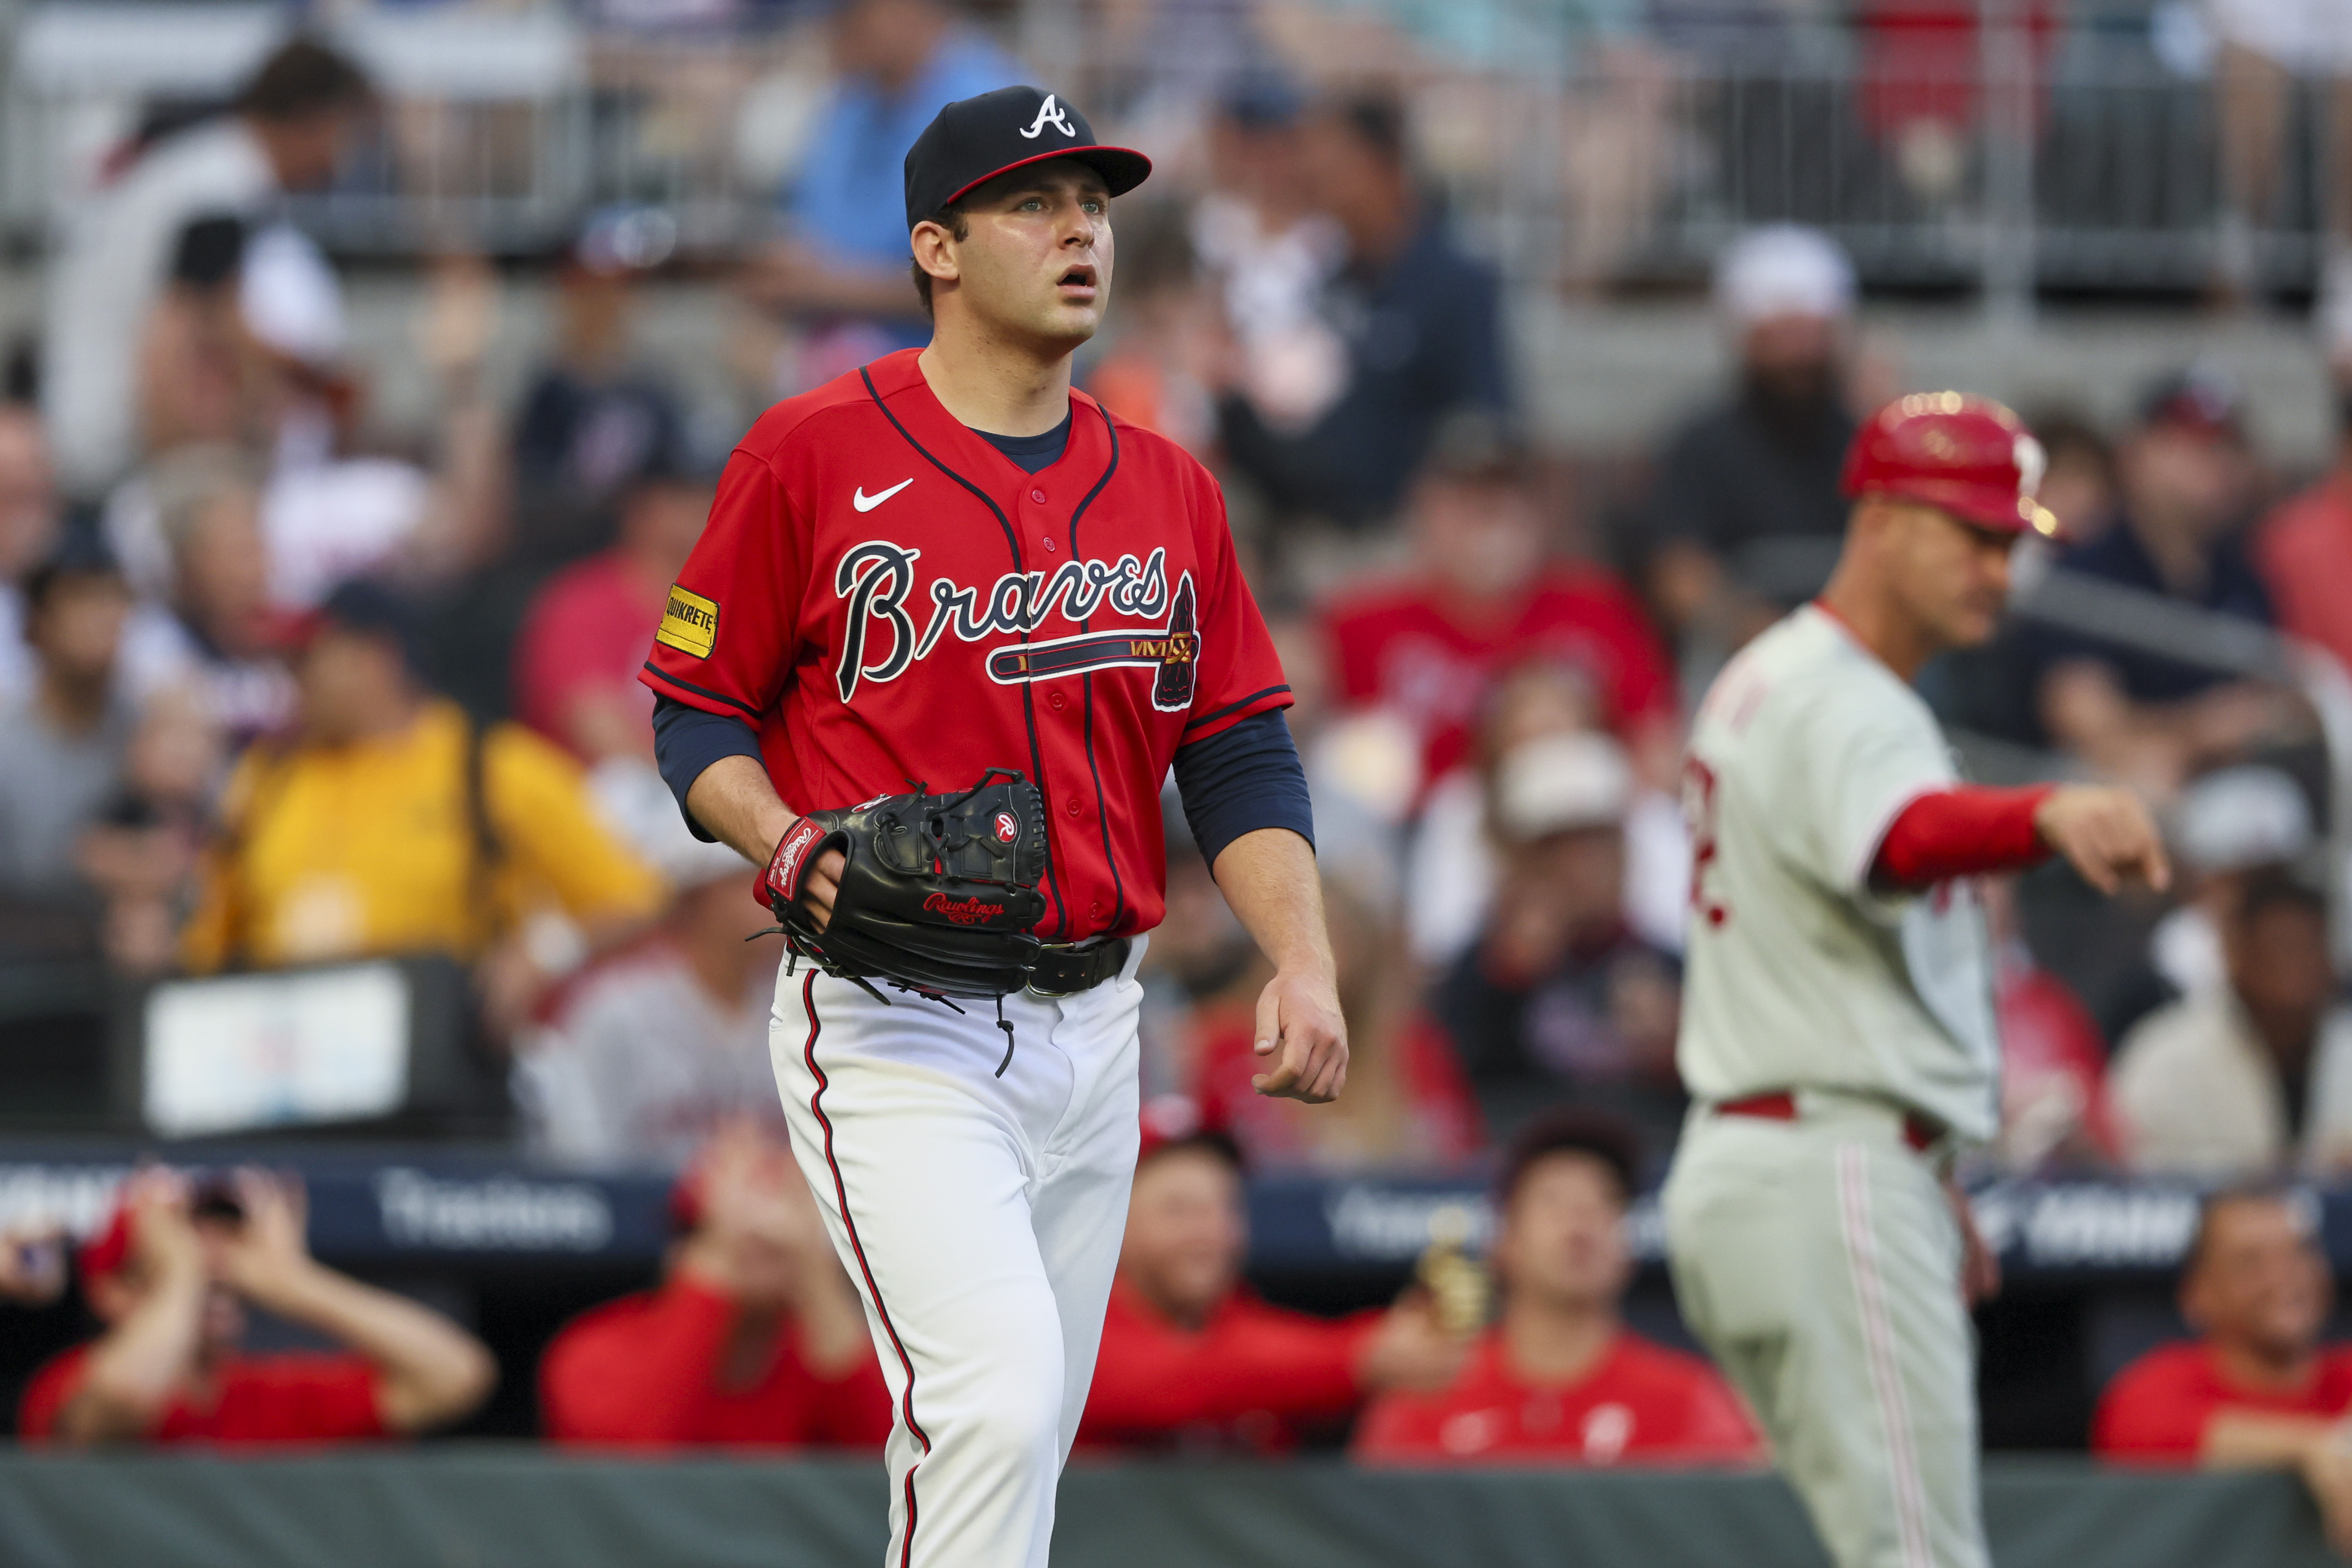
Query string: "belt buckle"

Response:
xmin=1024 ymin=940 xmax=1086 ymax=1000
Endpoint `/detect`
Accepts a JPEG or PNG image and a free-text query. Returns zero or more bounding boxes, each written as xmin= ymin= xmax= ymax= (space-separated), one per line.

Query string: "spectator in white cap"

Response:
xmin=1644 ymin=225 xmax=1859 ymax=654
xmin=515 ymin=823 xmax=785 ymax=1169
xmin=2110 ymin=864 xmax=2352 ymax=1178
xmin=1430 ymin=731 xmax=1686 ymax=1154
xmin=2147 ymin=764 xmax=2318 ymax=1001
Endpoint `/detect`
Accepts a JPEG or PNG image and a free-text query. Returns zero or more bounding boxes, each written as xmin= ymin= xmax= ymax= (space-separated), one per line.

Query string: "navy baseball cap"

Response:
xmin=903 ymin=85 xmax=1151 ymax=230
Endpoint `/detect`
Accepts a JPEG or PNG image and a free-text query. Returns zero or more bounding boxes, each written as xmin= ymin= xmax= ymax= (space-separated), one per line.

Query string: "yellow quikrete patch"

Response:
xmin=656 ymin=586 xmax=720 ymax=659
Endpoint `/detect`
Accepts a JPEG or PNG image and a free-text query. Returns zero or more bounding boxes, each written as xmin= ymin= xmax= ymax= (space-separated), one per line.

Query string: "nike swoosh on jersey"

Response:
xmin=853 ymin=479 xmax=914 ymax=512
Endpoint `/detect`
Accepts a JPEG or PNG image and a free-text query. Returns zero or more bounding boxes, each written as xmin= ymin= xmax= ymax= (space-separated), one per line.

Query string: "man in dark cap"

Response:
xmin=2031 ymin=366 xmax=2295 ymax=797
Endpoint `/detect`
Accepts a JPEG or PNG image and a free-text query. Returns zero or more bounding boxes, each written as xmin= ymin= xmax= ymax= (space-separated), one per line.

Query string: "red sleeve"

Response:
xmin=16 ymin=1345 xmax=91 ymax=1443
xmin=1178 ymin=474 xmax=1293 ymax=744
xmin=1871 ymin=785 xmax=2055 ymax=889
xmin=513 ymin=569 xmax=620 ymax=747
xmin=540 ymin=1277 xmax=735 ymax=1447
xmin=639 ymin=449 xmax=806 ymax=724
xmin=1081 ymin=1294 xmax=1377 ymax=1441
xmin=2092 ymin=1351 xmax=2209 ymax=1462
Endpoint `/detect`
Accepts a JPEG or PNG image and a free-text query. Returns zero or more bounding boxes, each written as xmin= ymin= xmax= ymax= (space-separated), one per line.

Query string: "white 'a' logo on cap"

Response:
xmin=1019 ymin=94 xmax=1077 ymax=140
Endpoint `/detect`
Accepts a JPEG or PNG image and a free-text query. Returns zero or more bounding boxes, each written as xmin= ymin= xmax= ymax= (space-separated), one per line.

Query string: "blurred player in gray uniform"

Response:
xmin=1664 ymin=395 xmax=2170 ymax=1568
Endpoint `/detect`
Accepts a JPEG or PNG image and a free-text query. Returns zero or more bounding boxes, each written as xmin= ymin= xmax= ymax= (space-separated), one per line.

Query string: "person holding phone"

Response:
xmin=18 ymin=1167 xmax=495 ymax=1446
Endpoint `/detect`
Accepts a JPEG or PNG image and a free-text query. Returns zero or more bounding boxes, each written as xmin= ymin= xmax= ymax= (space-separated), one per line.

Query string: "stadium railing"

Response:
xmin=0 ymin=0 xmax=2338 ymax=301
xmin=0 ymin=1450 xmax=2336 ymax=1568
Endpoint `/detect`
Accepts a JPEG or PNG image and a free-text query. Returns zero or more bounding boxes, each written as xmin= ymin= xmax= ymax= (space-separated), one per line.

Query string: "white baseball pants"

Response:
xmin=769 ymin=943 xmax=1145 ymax=1568
xmin=1663 ymin=1097 xmax=1989 ymax=1568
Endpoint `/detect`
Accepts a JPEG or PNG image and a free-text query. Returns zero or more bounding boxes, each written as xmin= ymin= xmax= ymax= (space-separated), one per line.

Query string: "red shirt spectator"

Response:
xmin=2256 ymin=468 xmax=2352 ymax=679
xmin=1355 ymin=1109 xmax=1763 ymax=1469
xmin=541 ymin=1123 xmax=889 ymax=1450
xmin=1324 ymin=568 xmax=1675 ymax=791
xmin=21 ymin=1347 xmax=384 ymax=1445
xmin=24 ymin=1167 xmax=492 ymax=1448
xmin=513 ymin=548 xmax=662 ymax=758
xmin=2090 ymin=1186 xmax=2352 ymax=1555
xmin=1078 ymin=1128 xmax=1466 ymax=1452
xmin=542 ymin=1274 xmax=891 ymax=1448
xmin=512 ymin=467 xmax=711 ymax=763
xmin=1354 ymin=1330 xmax=1758 ymax=1465
xmin=1081 ymin=1278 xmax=1381 ymax=1452
xmin=2095 ymin=1341 xmax=2352 ymax=1461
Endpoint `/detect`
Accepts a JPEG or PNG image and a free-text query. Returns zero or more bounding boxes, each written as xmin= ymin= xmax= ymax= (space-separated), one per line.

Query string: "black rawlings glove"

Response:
xmin=759 ymin=769 xmax=1049 ymax=1001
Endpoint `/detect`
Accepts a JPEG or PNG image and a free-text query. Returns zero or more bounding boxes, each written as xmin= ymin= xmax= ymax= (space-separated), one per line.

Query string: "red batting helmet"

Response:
xmin=1840 ymin=392 xmax=2060 ymax=537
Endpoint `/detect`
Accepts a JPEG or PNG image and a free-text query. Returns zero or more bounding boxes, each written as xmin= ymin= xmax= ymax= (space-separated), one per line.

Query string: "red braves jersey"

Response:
xmin=19 ymin=1346 xmax=386 ymax=1445
xmin=1352 ymin=1330 xmax=1760 ymax=1466
xmin=640 ymin=349 xmax=1291 ymax=942
xmin=2093 ymin=1342 xmax=2352 ymax=1461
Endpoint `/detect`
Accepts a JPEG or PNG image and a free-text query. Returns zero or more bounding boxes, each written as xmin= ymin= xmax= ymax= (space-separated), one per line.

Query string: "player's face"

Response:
xmin=2183 ymin=1197 xmax=2331 ymax=1361
xmin=934 ymin=164 xmax=1115 ymax=351
xmin=1117 ymin=1148 xmax=1246 ymax=1323
xmin=1884 ymin=502 xmax=2017 ymax=651
xmin=1493 ymin=1153 xmax=1631 ymax=1312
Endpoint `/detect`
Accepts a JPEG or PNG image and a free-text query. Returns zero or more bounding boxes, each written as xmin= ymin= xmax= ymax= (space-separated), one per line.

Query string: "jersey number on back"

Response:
xmin=1683 ymin=756 xmax=1731 ymax=929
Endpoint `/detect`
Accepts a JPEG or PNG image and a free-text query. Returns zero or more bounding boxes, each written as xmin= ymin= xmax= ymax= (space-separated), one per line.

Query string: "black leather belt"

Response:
xmin=1027 ymin=938 xmax=1130 ymax=997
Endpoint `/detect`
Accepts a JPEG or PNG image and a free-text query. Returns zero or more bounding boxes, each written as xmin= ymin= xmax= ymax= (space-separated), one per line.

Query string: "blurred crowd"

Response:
xmin=5 ymin=4 xmax=2352 ymax=1184
xmin=3 ymin=0 xmax=2352 ymax=1486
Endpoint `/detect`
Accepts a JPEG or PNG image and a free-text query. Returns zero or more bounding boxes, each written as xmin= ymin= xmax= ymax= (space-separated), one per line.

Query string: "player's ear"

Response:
xmin=911 ymin=220 xmax=961 ymax=291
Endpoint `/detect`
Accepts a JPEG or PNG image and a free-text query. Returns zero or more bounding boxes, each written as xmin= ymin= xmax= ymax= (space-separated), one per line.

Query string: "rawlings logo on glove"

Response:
xmin=759 ymin=768 xmax=1049 ymax=1002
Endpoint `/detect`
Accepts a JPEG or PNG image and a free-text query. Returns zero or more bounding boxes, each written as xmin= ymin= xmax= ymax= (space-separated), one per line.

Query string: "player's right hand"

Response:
xmin=2032 ymin=784 xmax=2170 ymax=896
xmin=762 ymin=819 xmax=848 ymax=932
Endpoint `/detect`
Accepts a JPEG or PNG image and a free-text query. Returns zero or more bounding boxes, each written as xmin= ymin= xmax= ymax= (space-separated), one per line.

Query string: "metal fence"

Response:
xmin=0 ymin=0 xmax=2342 ymax=295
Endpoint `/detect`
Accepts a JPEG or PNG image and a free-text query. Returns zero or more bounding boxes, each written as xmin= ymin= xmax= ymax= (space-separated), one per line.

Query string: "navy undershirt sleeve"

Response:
xmin=651 ymin=693 xmax=764 ymax=843
xmin=974 ymin=411 xmax=1073 ymax=474
xmin=1171 ymin=708 xmax=1315 ymax=870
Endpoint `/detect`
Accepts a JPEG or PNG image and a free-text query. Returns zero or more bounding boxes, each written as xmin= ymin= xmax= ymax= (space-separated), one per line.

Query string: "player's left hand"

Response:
xmin=1251 ymin=966 xmax=1348 ymax=1102
xmin=1947 ymin=1177 xmax=2001 ymax=1306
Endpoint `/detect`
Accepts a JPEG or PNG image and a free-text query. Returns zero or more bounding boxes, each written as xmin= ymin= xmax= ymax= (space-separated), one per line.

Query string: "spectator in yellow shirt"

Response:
xmin=182 ymin=578 xmax=663 ymax=1033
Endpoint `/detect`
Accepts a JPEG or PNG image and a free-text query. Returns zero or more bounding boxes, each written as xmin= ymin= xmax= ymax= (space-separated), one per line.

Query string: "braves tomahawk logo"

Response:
xmin=1019 ymin=95 xmax=1077 ymax=140
xmin=834 ymin=540 xmax=1198 ymax=711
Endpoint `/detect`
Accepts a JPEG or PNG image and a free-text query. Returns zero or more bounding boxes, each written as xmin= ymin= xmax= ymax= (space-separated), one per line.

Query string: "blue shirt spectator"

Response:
xmin=2029 ymin=368 xmax=2295 ymax=797
xmin=786 ymin=31 xmax=1019 ymax=267
xmin=752 ymin=0 xmax=1020 ymax=364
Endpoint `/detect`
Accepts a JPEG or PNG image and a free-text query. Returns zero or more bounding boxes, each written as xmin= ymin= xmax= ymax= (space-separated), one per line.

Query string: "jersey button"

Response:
xmin=1089 ymin=900 xmax=1104 ymax=918
xmin=1030 ymin=487 xmax=1048 ymax=504
xmin=1049 ymin=691 xmax=1066 ymax=710
xmin=1043 ymin=537 xmax=1058 ymax=552
xmin=1065 ymin=797 xmax=1082 ymax=817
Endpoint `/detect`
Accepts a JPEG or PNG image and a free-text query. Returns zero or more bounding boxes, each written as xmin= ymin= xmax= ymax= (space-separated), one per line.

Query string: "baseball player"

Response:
xmin=640 ymin=86 xmax=1345 ymax=1568
xmin=1663 ymin=394 xmax=2170 ymax=1568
